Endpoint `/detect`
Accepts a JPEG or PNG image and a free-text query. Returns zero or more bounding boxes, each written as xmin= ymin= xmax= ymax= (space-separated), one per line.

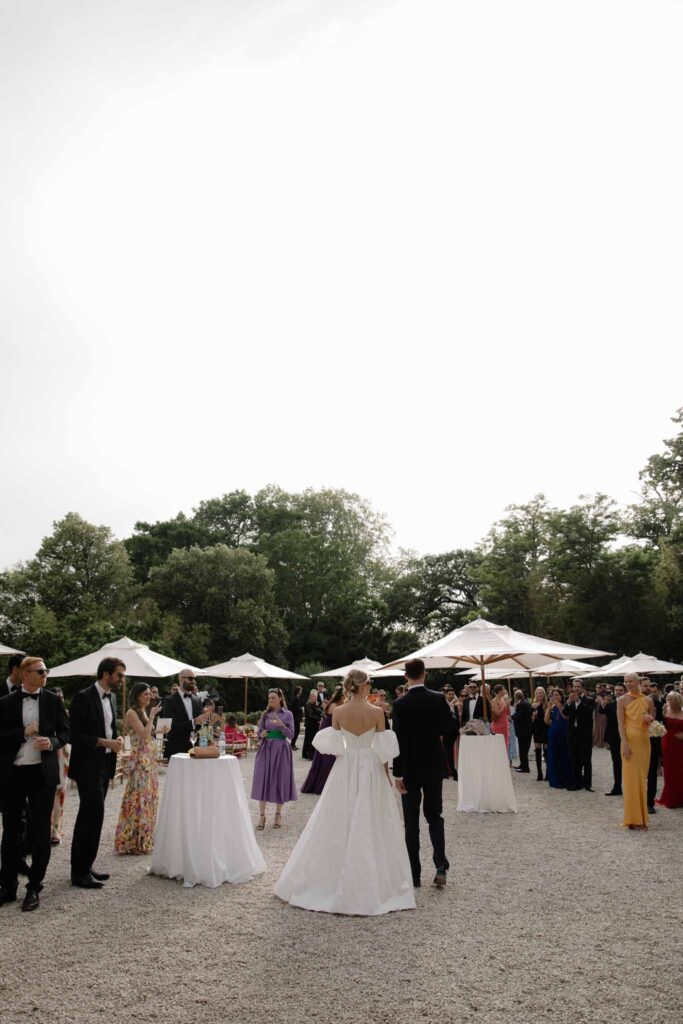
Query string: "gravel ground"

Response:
xmin=2 ymin=747 xmax=681 ymax=1024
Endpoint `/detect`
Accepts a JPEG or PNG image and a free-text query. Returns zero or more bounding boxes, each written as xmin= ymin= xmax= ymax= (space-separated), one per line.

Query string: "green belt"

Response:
xmin=266 ymin=730 xmax=285 ymax=740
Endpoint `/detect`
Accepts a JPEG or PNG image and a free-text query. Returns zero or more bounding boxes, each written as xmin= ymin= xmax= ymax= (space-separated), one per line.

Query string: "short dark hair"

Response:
xmin=405 ymin=659 xmax=425 ymax=681
xmin=8 ymin=654 xmax=23 ymax=672
xmin=97 ymin=657 xmax=126 ymax=680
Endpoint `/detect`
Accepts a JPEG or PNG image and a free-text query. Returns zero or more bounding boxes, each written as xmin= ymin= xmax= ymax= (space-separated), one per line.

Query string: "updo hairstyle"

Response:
xmin=343 ymin=669 xmax=370 ymax=697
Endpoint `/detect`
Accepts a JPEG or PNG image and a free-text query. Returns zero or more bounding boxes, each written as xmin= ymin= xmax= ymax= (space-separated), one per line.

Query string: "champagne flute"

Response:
xmin=189 ymin=729 xmax=197 ymax=751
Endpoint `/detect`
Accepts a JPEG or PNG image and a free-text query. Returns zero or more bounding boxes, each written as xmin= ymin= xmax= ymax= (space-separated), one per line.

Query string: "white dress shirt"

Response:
xmin=95 ymin=681 xmax=114 ymax=750
xmin=14 ymin=689 xmax=42 ymax=767
xmin=467 ymin=697 xmax=479 ymax=720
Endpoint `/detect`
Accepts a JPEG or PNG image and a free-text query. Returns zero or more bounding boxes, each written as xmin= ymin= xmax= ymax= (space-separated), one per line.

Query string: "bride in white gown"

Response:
xmin=274 ymin=670 xmax=416 ymax=916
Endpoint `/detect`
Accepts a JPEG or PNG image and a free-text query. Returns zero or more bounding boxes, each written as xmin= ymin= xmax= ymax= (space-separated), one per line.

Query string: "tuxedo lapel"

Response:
xmin=90 ymin=684 xmax=106 ymax=735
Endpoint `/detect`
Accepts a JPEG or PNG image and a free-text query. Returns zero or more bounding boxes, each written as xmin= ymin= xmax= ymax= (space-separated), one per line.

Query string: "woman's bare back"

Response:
xmin=332 ymin=700 xmax=385 ymax=736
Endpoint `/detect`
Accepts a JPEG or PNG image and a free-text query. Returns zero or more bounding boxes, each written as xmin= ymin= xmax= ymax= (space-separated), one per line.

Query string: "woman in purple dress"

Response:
xmin=251 ymin=688 xmax=297 ymax=830
xmin=301 ymin=686 xmax=345 ymax=795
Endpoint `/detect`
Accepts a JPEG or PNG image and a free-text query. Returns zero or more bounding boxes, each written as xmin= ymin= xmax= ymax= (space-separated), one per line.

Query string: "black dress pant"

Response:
xmin=569 ymin=728 xmax=593 ymax=788
xmin=301 ymin=723 xmax=318 ymax=760
xmin=70 ymin=761 xmax=112 ymax=878
xmin=401 ymin=777 xmax=448 ymax=883
xmin=516 ymin=730 xmax=532 ymax=771
xmin=608 ymin=735 xmax=622 ymax=792
xmin=0 ymin=765 xmax=55 ymax=893
xmin=647 ymin=738 xmax=661 ymax=807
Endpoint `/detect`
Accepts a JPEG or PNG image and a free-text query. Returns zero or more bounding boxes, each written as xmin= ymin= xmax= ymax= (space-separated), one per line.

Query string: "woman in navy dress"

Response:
xmin=545 ymin=688 xmax=572 ymax=789
xmin=301 ymin=686 xmax=345 ymax=795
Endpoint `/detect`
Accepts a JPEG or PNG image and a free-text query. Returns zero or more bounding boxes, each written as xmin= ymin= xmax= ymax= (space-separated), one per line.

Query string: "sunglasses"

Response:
xmin=30 ymin=668 xmax=49 ymax=677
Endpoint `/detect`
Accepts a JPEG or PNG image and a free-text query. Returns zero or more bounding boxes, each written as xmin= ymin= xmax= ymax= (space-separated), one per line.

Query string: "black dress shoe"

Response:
xmin=584 ymin=787 xmax=595 ymax=792
xmin=90 ymin=871 xmax=110 ymax=881
xmin=648 ymin=806 xmax=656 ymax=814
xmin=515 ymin=767 xmax=530 ymax=773
xmin=433 ymin=869 xmax=447 ymax=889
xmin=0 ymin=888 xmax=17 ymax=907
xmin=605 ymin=790 xmax=622 ymax=796
xmin=22 ymin=889 xmax=39 ymax=912
xmin=71 ymin=875 xmax=104 ymax=889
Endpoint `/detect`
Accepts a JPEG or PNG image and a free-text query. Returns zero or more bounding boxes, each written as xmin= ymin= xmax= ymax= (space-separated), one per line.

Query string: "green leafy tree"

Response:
xmin=148 ymin=544 xmax=287 ymax=664
xmin=628 ymin=408 xmax=683 ymax=547
xmin=382 ymin=549 xmax=482 ymax=644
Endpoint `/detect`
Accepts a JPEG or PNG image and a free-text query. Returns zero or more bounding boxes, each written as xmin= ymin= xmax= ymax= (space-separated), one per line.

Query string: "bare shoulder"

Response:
xmin=370 ymin=704 xmax=386 ymax=729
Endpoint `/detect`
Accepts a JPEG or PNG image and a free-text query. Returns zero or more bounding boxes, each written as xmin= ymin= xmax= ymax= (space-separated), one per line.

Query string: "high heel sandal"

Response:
xmin=273 ymin=812 xmax=282 ymax=829
xmin=256 ymin=815 xmax=266 ymax=831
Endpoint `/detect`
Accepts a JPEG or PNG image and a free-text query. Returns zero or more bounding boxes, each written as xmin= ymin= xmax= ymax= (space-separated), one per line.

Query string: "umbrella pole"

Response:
xmin=244 ymin=677 xmax=248 ymax=724
xmin=480 ymin=662 xmax=488 ymax=722
xmin=122 ymin=676 xmax=127 ymax=719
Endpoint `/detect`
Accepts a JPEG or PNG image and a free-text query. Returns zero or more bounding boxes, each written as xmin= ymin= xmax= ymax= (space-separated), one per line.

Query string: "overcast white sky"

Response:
xmin=1 ymin=0 xmax=682 ymax=570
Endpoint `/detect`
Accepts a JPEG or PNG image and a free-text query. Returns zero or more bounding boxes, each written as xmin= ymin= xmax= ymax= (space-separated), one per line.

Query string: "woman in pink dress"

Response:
xmin=490 ymin=684 xmax=511 ymax=759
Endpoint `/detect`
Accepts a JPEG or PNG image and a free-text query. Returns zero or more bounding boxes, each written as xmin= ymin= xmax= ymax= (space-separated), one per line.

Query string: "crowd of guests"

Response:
xmin=3 ymin=650 xmax=682 ymax=911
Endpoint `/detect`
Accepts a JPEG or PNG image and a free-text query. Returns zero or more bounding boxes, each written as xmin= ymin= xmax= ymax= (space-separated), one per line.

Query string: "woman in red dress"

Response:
xmin=656 ymin=690 xmax=683 ymax=809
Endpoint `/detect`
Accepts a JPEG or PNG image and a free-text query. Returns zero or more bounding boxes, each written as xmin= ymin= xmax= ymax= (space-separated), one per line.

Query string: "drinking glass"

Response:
xmin=189 ymin=730 xmax=197 ymax=750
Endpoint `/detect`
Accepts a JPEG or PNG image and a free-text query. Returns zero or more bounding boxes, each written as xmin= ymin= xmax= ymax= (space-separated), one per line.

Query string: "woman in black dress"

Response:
xmin=531 ymin=685 xmax=549 ymax=781
xmin=302 ymin=689 xmax=323 ymax=759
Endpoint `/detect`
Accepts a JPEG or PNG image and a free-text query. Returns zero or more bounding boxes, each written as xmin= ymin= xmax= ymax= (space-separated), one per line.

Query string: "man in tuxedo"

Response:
xmin=564 ymin=678 xmax=596 ymax=791
xmin=460 ymin=681 xmax=489 ymax=726
xmin=4 ymin=654 xmax=23 ymax=695
xmin=392 ymin=659 xmax=454 ymax=889
xmin=1 ymin=653 xmax=31 ymax=877
xmin=600 ymin=684 xmax=624 ymax=795
xmin=68 ymin=657 xmax=125 ymax=889
xmin=161 ymin=669 xmax=212 ymax=759
xmin=316 ymin=682 xmax=328 ymax=707
xmin=0 ymin=657 xmax=70 ymax=911
xmin=512 ymin=690 xmax=533 ymax=773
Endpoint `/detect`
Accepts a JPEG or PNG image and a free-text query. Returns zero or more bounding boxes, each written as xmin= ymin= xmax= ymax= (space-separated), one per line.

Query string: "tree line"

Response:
xmin=1 ymin=409 xmax=682 ymax=709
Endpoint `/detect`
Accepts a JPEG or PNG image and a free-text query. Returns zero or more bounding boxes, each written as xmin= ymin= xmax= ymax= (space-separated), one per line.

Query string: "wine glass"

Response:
xmin=189 ymin=730 xmax=197 ymax=751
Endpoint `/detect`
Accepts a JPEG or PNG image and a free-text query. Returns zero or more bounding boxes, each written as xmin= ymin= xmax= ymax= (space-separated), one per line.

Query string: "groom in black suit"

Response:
xmin=392 ymin=659 xmax=454 ymax=889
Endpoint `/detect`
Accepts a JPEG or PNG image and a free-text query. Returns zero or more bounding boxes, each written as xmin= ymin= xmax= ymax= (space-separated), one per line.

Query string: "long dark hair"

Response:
xmin=128 ymin=682 xmax=150 ymax=725
xmin=324 ymin=685 xmax=345 ymax=713
xmin=265 ymin=688 xmax=287 ymax=711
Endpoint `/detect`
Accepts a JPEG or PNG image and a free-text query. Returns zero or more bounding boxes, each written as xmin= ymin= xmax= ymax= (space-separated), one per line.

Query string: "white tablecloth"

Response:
xmin=150 ymin=754 xmax=266 ymax=887
xmin=457 ymin=734 xmax=518 ymax=813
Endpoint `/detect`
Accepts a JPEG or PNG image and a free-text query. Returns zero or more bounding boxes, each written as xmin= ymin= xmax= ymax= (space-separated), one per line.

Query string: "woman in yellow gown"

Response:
xmin=617 ymin=673 xmax=654 ymax=830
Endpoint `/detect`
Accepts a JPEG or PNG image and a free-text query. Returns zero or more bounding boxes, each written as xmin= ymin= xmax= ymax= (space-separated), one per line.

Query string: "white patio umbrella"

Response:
xmin=381 ymin=618 xmax=612 ymax=718
xmin=582 ymin=652 xmax=683 ymax=679
xmin=0 ymin=642 xmax=23 ymax=656
xmin=49 ymin=636 xmax=199 ymax=714
xmin=459 ymin=658 xmax=602 ymax=678
xmin=197 ymin=653 xmax=308 ymax=720
xmin=315 ymin=657 xmax=404 ymax=679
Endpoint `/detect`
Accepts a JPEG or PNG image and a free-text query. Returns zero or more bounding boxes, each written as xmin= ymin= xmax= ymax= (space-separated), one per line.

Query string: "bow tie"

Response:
xmin=22 ymin=692 xmax=39 ymax=701
xmin=101 ymin=692 xmax=112 ymax=701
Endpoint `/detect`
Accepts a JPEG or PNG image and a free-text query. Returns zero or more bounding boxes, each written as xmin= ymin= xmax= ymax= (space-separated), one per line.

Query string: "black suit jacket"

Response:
xmin=0 ymin=688 xmax=70 ymax=789
xmin=564 ymin=694 xmax=595 ymax=737
xmin=460 ymin=695 xmax=486 ymax=726
xmin=513 ymin=699 xmax=532 ymax=737
xmin=391 ymin=686 xmax=453 ymax=784
xmin=599 ymin=699 xmax=619 ymax=744
xmin=68 ymin=684 xmax=119 ymax=782
xmin=161 ymin=691 xmax=203 ymax=758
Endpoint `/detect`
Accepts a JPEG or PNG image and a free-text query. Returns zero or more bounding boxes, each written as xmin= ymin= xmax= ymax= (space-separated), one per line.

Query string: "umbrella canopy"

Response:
xmin=0 ymin=642 xmax=23 ymax=656
xmin=459 ymin=658 xmax=602 ymax=679
xmin=381 ymin=618 xmax=612 ymax=717
xmin=582 ymin=652 xmax=683 ymax=678
xmin=315 ymin=657 xmax=403 ymax=679
xmin=197 ymin=653 xmax=308 ymax=718
xmin=48 ymin=636 xmax=199 ymax=679
xmin=382 ymin=618 xmax=611 ymax=672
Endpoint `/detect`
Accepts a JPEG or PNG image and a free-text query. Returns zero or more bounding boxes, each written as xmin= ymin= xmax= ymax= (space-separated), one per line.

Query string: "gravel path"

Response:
xmin=3 ymin=748 xmax=681 ymax=1024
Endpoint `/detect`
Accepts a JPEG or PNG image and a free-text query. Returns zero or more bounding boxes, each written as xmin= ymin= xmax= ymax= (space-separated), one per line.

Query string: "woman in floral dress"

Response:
xmin=114 ymin=682 xmax=161 ymax=855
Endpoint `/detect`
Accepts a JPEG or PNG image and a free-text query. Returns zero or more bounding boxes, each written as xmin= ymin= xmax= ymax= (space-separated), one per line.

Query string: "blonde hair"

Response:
xmin=666 ymin=691 xmax=682 ymax=711
xmin=343 ymin=669 xmax=370 ymax=697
